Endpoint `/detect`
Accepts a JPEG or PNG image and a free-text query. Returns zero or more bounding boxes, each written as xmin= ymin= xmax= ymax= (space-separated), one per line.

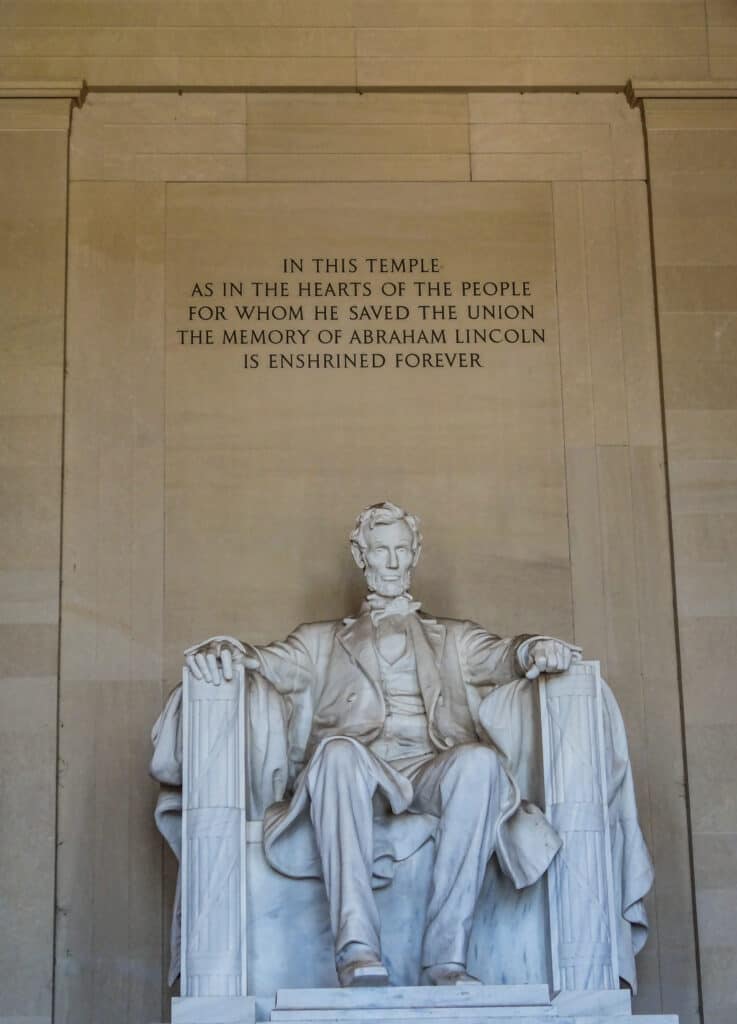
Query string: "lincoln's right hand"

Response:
xmin=184 ymin=635 xmax=260 ymax=685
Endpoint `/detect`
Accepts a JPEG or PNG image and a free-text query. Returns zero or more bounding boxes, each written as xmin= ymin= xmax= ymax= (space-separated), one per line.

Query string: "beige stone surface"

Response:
xmin=247 ymin=152 xmax=471 ymax=182
xmin=0 ymin=56 xmax=358 ymax=88
xmin=249 ymin=122 xmax=469 ymax=155
xmin=645 ymin=97 xmax=737 ymax=130
xmin=70 ymin=93 xmax=248 ymax=181
xmin=644 ymin=93 xmax=737 ymax=1024
xmin=469 ymin=92 xmax=646 ymax=181
xmin=0 ymin=1 xmax=355 ymax=27
xmin=709 ymin=25 xmax=737 ymax=78
xmin=244 ymin=92 xmax=472 ymax=181
xmin=549 ymin=172 xmax=697 ymax=1018
xmin=356 ymin=26 xmax=707 ymax=58
xmin=163 ymin=179 xmax=570 ymax=678
xmin=247 ymin=93 xmax=468 ymax=125
xmin=0 ymin=99 xmax=70 ymax=1024
xmin=0 ymin=0 xmax=728 ymax=89
xmin=615 ymin=182 xmax=663 ymax=446
xmin=56 ymin=180 xmax=167 ymax=1024
xmin=358 ymin=56 xmax=710 ymax=88
xmin=353 ymin=1 xmax=707 ymax=29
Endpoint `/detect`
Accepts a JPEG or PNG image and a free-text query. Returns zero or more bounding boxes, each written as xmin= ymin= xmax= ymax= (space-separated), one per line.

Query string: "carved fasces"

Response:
xmin=180 ymin=664 xmax=248 ymax=997
xmin=539 ymin=661 xmax=620 ymax=993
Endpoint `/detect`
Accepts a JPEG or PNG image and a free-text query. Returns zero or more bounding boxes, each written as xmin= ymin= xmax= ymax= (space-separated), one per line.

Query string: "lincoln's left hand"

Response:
xmin=525 ymin=638 xmax=582 ymax=680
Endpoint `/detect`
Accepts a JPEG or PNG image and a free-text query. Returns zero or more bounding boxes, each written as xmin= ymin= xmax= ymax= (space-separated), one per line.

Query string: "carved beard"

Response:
xmin=364 ymin=565 xmax=413 ymax=598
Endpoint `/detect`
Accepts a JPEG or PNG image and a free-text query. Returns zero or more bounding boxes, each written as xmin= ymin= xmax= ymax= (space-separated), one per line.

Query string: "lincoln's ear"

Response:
xmin=351 ymin=541 xmax=366 ymax=570
xmin=412 ymin=543 xmax=422 ymax=568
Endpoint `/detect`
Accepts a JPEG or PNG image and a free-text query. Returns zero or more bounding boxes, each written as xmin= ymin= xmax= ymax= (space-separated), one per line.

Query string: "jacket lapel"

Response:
xmin=407 ymin=615 xmax=446 ymax=721
xmin=338 ymin=610 xmax=448 ymax=731
xmin=337 ymin=613 xmax=382 ymax=691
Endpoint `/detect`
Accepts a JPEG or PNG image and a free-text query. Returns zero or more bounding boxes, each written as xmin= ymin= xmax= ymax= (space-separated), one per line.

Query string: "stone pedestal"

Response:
xmin=164 ymin=984 xmax=680 ymax=1024
xmin=264 ymin=985 xmax=676 ymax=1024
xmin=171 ymin=995 xmax=256 ymax=1023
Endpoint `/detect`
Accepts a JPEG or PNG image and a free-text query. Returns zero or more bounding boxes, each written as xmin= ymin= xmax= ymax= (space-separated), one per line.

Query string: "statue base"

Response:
xmin=167 ymin=986 xmax=679 ymax=1024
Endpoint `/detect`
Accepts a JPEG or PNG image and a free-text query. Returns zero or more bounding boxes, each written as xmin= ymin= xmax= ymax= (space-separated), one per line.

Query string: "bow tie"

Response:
xmin=363 ymin=592 xmax=422 ymax=624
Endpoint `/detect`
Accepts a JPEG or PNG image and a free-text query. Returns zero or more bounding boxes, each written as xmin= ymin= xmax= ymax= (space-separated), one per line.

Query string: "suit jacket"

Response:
xmin=251 ymin=610 xmax=536 ymax=769
xmin=252 ymin=611 xmax=561 ymax=889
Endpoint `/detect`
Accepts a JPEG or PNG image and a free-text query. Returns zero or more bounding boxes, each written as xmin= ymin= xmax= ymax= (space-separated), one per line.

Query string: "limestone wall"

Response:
xmin=0 ymin=96 xmax=70 ymax=1024
xmin=644 ymin=94 xmax=737 ymax=1024
xmin=0 ymin=1 xmax=735 ymax=87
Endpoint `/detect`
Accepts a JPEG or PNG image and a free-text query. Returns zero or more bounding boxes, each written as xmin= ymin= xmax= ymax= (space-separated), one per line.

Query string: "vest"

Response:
xmin=369 ymin=624 xmax=434 ymax=764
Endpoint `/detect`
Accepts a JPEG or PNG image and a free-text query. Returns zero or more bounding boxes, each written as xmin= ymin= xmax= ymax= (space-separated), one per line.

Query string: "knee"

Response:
xmin=306 ymin=737 xmax=373 ymax=800
xmin=313 ymin=737 xmax=362 ymax=774
xmin=447 ymin=743 xmax=499 ymax=790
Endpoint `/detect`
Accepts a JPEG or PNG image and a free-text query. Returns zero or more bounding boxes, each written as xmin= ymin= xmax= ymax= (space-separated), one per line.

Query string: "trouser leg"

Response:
xmin=305 ymin=738 xmax=381 ymax=958
xmin=409 ymin=743 xmax=502 ymax=967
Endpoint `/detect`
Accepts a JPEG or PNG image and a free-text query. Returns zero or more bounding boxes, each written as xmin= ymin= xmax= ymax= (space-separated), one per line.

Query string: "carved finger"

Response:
xmin=535 ymin=652 xmax=548 ymax=674
xmin=195 ymin=652 xmax=211 ymax=682
xmin=526 ymin=663 xmax=541 ymax=680
xmin=221 ymin=647 xmax=233 ymax=680
xmin=207 ymin=653 xmax=221 ymax=686
xmin=186 ymin=654 xmax=202 ymax=680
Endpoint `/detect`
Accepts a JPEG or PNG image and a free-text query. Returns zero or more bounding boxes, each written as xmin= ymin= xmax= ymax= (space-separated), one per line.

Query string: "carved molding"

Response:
xmin=0 ymin=80 xmax=86 ymax=103
xmin=628 ymin=79 xmax=737 ymax=104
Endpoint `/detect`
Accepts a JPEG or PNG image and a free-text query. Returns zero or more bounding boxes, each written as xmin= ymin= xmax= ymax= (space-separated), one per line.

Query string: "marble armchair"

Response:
xmin=151 ymin=659 xmax=653 ymax=1016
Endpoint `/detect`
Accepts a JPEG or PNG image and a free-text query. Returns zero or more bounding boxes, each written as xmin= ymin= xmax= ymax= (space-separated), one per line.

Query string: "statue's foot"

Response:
xmin=338 ymin=960 xmax=391 ymax=987
xmin=422 ymin=963 xmax=483 ymax=986
xmin=336 ymin=943 xmax=390 ymax=988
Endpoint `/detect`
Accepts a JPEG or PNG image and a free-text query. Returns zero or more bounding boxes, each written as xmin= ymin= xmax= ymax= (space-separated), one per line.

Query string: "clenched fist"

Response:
xmin=524 ymin=638 xmax=582 ymax=680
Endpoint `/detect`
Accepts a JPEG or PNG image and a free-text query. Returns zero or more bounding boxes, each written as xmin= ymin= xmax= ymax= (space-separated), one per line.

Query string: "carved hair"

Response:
xmin=350 ymin=502 xmax=422 ymax=569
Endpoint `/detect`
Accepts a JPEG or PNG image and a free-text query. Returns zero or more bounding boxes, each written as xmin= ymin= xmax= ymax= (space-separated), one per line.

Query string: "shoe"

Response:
xmin=336 ymin=943 xmax=390 ymax=988
xmin=337 ymin=958 xmax=390 ymax=988
xmin=422 ymin=963 xmax=483 ymax=986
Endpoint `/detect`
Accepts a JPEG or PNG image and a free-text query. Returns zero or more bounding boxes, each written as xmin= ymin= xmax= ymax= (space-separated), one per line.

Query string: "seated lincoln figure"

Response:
xmin=184 ymin=501 xmax=581 ymax=989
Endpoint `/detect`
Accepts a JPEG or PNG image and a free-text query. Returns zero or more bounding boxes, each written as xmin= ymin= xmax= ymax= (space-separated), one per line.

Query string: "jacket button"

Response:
xmin=346 ymin=693 xmax=356 ymax=703
xmin=437 ymin=695 xmax=444 ymax=706
xmin=444 ymin=736 xmax=453 ymax=747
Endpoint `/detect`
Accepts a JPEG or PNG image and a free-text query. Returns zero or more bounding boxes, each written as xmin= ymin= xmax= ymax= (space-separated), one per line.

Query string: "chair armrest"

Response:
xmin=180 ymin=663 xmax=248 ymax=997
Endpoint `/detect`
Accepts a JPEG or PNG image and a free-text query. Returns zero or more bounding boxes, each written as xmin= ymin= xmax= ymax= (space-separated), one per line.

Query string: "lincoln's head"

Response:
xmin=350 ymin=502 xmax=422 ymax=598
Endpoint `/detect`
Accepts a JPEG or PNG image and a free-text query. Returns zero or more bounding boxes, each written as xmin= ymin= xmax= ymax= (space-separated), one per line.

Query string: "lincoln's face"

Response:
xmin=362 ymin=520 xmax=415 ymax=598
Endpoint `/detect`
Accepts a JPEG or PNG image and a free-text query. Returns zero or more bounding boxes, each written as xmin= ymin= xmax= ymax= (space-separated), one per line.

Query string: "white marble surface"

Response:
xmin=539 ymin=662 xmax=619 ymax=992
xmin=273 ymin=985 xmax=551 ymax=1010
xmin=264 ymin=986 xmax=677 ymax=1024
xmin=180 ymin=663 xmax=248 ymax=999
xmin=171 ymin=995 xmax=255 ymax=1023
xmin=164 ymin=991 xmax=679 ymax=1024
xmin=551 ymin=990 xmax=630 ymax=1016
